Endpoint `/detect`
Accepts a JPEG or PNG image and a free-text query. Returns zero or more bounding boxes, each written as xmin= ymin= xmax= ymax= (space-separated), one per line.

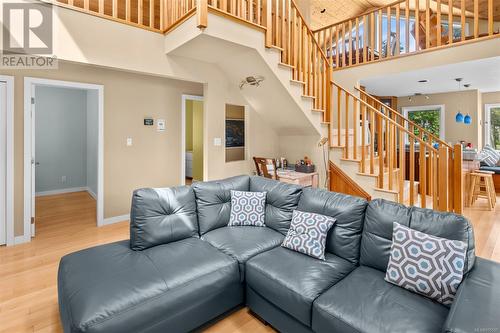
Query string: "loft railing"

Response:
xmin=49 ymin=0 xmax=165 ymax=32
xmin=313 ymin=0 xmax=500 ymax=70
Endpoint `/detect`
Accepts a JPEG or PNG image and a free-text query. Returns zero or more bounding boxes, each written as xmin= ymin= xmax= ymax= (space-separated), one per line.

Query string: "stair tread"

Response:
xmin=301 ymin=95 xmax=315 ymax=99
xmin=278 ymin=62 xmax=294 ymax=69
xmin=311 ymin=108 xmax=325 ymax=113
xmin=268 ymin=45 xmax=284 ymax=52
xmin=290 ymin=79 xmax=305 ymax=85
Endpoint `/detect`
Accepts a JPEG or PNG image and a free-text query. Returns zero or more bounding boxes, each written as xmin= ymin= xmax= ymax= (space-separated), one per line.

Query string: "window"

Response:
xmin=402 ymin=105 xmax=445 ymax=143
xmin=485 ymin=104 xmax=500 ymax=150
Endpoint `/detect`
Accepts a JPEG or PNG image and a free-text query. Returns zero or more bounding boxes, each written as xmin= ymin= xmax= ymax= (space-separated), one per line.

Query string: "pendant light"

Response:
xmin=463 ymin=83 xmax=472 ymax=125
xmin=455 ymin=78 xmax=464 ymax=123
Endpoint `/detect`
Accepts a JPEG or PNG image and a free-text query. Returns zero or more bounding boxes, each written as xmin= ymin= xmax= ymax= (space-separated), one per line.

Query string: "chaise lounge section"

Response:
xmin=58 ymin=175 xmax=500 ymax=333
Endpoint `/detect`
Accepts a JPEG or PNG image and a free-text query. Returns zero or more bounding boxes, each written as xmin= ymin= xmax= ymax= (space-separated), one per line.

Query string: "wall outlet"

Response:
xmin=213 ymin=138 xmax=222 ymax=146
xmin=61 ymin=176 xmax=67 ymax=183
xmin=127 ymin=137 xmax=133 ymax=146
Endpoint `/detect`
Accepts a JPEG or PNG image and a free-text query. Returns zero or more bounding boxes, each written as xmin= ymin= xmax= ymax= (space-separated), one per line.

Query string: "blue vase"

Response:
xmin=455 ymin=112 xmax=464 ymax=123
xmin=464 ymin=114 xmax=472 ymax=124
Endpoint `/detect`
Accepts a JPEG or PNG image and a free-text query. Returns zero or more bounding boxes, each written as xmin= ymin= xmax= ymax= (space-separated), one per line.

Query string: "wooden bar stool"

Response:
xmin=469 ymin=171 xmax=496 ymax=210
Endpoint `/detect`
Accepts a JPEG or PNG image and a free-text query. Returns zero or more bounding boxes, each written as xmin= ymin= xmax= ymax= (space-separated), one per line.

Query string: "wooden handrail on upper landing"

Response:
xmin=313 ymin=0 xmax=500 ymax=70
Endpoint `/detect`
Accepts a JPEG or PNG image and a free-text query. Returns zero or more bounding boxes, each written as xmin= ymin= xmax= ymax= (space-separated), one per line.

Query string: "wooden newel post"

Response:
xmin=453 ymin=144 xmax=463 ymax=214
xmin=438 ymin=145 xmax=449 ymax=212
xmin=197 ymin=0 xmax=208 ymax=28
xmin=262 ymin=0 xmax=272 ymax=47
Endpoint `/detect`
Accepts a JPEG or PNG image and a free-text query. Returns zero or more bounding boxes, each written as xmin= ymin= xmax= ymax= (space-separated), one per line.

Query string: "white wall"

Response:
xmin=86 ymin=90 xmax=99 ymax=197
xmin=35 ymin=86 xmax=88 ymax=193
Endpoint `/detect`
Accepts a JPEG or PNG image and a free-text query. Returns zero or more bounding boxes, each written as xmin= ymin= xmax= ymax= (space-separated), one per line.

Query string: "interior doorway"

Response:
xmin=181 ymin=95 xmax=204 ymax=186
xmin=0 ymin=76 xmax=14 ymax=246
xmin=24 ymin=78 xmax=103 ymax=242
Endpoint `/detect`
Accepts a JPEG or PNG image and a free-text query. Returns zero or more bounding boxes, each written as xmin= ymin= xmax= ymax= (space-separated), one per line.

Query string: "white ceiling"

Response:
xmin=360 ymin=57 xmax=500 ymax=97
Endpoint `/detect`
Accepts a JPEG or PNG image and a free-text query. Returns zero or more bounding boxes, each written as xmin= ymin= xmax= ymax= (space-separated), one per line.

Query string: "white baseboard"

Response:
xmin=101 ymin=214 xmax=129 ymax=226
xmin=35 ymin=187 xmax=88 ymax=197
xmin=87 ymin=188 xmax=97 ymax=200
xmin=14 ymin=234 xmax=30 ymax=245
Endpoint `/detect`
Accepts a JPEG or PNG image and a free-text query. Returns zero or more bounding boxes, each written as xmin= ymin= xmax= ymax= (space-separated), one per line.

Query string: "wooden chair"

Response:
xmin=469 ymin=171 xmax=496 ymax=210
xmin=253 ymin=157 xmax=278 ymax=180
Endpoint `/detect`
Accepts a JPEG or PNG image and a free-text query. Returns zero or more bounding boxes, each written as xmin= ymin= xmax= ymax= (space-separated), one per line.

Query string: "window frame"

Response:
xmin=402 ymin=105 xmax=445 ymax=144
xmin=484 ymin=103 xmax=500 ymax=149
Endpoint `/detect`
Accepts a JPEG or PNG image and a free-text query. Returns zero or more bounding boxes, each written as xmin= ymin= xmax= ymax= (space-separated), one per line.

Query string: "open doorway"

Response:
xmin=24 ymin=78 xmax=103 ymax=241
xmin=182 ymin=95 xmax=204 ymax=186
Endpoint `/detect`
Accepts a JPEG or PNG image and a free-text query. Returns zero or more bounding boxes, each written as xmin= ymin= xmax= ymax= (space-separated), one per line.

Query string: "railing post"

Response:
xmin=262 ymin=0 xmax=272 ymax=47
xmin=453 ymin=144 xmax=463 ymax=214
xmin=197 ymin=0 xmax=208 ymax=28
xmin=438 ymin=145 xmax=449 ymax=212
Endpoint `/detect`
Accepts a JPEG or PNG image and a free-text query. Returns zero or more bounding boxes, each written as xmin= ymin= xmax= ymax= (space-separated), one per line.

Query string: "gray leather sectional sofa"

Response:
xmin=58 ymin=175 xmax=500 ymax=333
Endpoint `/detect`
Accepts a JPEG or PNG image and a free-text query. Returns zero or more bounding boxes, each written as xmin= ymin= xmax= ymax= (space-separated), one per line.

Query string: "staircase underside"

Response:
xmin=165 ymin=13 xmax=326 ymax=136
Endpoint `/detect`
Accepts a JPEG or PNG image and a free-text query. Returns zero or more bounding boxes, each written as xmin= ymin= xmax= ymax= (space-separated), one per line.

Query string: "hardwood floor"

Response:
xmin=0 ymin=191 xmax=499 ymax=333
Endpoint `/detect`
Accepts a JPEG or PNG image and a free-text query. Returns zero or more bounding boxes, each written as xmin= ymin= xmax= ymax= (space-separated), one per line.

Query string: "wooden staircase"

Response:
xmin=48 ymin=0 xmax=473 ymax=213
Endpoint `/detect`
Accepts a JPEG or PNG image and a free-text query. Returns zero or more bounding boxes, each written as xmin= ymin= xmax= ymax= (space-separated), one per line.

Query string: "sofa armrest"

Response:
xmin=443 ymin=257 xmax=500 ymax=333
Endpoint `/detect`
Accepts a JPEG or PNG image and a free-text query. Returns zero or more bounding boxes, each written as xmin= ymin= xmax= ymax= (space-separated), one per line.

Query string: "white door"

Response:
xmin=0 ymin=82 xmax=6 ymax=245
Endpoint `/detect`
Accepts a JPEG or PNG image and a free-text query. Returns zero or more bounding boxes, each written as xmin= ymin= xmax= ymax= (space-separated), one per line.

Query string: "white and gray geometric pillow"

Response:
xmin=478 ymin=145 xmax=500 ymax=167
xmin=385 ymin=222 xmax=467 ymax=305
xmin=228 ymin=190 xmax=267 ymax=227
xmin=281 ymin=210 xmax=336 ymax=260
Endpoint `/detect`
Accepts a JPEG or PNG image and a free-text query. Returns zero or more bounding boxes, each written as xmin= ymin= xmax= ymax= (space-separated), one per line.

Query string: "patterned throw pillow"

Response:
xmin=228 ymin=190 xmax=267 ymax=227
xmin=281 ymin=210 xmax=336 ymax=260
xmin=478 ymin=145 xmax=500 ymax=167
xmin=385 ymin=222 xmax=467 ymax=305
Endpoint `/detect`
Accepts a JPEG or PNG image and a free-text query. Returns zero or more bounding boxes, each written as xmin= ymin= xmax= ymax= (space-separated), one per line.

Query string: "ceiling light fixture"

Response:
xmin=320 ymin=8 xmax=326 ymax=13
xmin=239 ymin=76 xmax=265 ymax=89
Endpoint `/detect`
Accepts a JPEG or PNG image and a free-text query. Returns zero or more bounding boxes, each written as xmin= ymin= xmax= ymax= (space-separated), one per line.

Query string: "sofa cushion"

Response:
xmin=246 ymin=246 xmax=355 ymax=326
xmin=297 ymin=188 xmax=368 ymax=264
xmin=312 ymin=266 xmax=448 ymax=333
xmin=249 ymin=176 xmax=302 ymax=234
xmin=281 ymin=210 xmax=336 ymax=260
xmin=58 ymin=238 xmax=241 ymax=333
xmin=360 ymin=199 xmax=412 ymax=271
xmin=410 ymin=206 xmax=475 ymax=274
xmin=192 ymin=175 xmax=250 ymax=235
xmin=228 ymin=190 xmax=267 ymax=227
xmin=130 ymin=186 xmax=198 ymax=250
xmin=360 ymin=200 xmax=475 ymax=273
xmin=202 ymin=226 xmax=284 ymax=280
xmin=385 ymin=222 xmax=467 ymax=305
xmin=479 ymin=165 xmax=500 ymax=174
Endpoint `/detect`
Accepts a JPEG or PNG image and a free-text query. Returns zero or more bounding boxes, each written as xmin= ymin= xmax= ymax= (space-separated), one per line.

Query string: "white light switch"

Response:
xmin=213 ymin=137 xmax=222 ymax=146
xmin=157 ymin=119 xmax=166 ymax=132
xmin=126 ymin=137 xmax=133 ymax=146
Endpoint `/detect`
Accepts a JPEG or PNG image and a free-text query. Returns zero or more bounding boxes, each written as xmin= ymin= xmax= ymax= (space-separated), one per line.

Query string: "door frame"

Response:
xmin=181 ymin=94 xmax=203 ymax=186
xmin=0 ymin=75 xmax=14 ymax=246
xmin=484 ymin=103 xmax=500 ymax=148
xmin=23 ymin=77 xmax=104 ymax=243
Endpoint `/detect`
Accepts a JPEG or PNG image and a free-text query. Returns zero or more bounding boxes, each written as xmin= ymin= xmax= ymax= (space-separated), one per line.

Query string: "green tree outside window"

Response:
xmin=490 ymin=107 xmax=500 ymax=150
xmin=407 ymin=109 xmax=441 ymax=142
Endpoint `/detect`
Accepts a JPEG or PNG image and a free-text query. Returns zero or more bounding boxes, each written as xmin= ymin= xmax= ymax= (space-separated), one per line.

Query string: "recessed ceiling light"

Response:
xmin=464 ymin=84 xmax=471 ymax=88
xmin=418 ymin=79 xmax=428 ymax=83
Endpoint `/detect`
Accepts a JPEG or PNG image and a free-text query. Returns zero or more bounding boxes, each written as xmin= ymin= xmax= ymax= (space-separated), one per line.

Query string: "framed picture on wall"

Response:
xmin=225 ymin=119 xmax=245 ymax=148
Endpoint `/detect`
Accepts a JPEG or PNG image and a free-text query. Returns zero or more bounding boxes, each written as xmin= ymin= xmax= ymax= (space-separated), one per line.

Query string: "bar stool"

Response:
xmin=469 ymin=171 xmax=496 ymax=210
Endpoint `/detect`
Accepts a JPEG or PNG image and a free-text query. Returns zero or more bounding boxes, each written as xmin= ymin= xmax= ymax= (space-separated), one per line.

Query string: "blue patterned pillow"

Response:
xmin=385 ymin=222 xmax=467 ymax=305
xmin=228 ymin=190 xmax=266 ymax=227
xmin=281 ymin=210 xmax=336 ymax=260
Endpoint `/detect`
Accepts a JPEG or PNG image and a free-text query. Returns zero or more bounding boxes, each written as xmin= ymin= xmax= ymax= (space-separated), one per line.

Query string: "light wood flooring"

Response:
xmin=0 ymin=191 xmax=499 ymax=333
